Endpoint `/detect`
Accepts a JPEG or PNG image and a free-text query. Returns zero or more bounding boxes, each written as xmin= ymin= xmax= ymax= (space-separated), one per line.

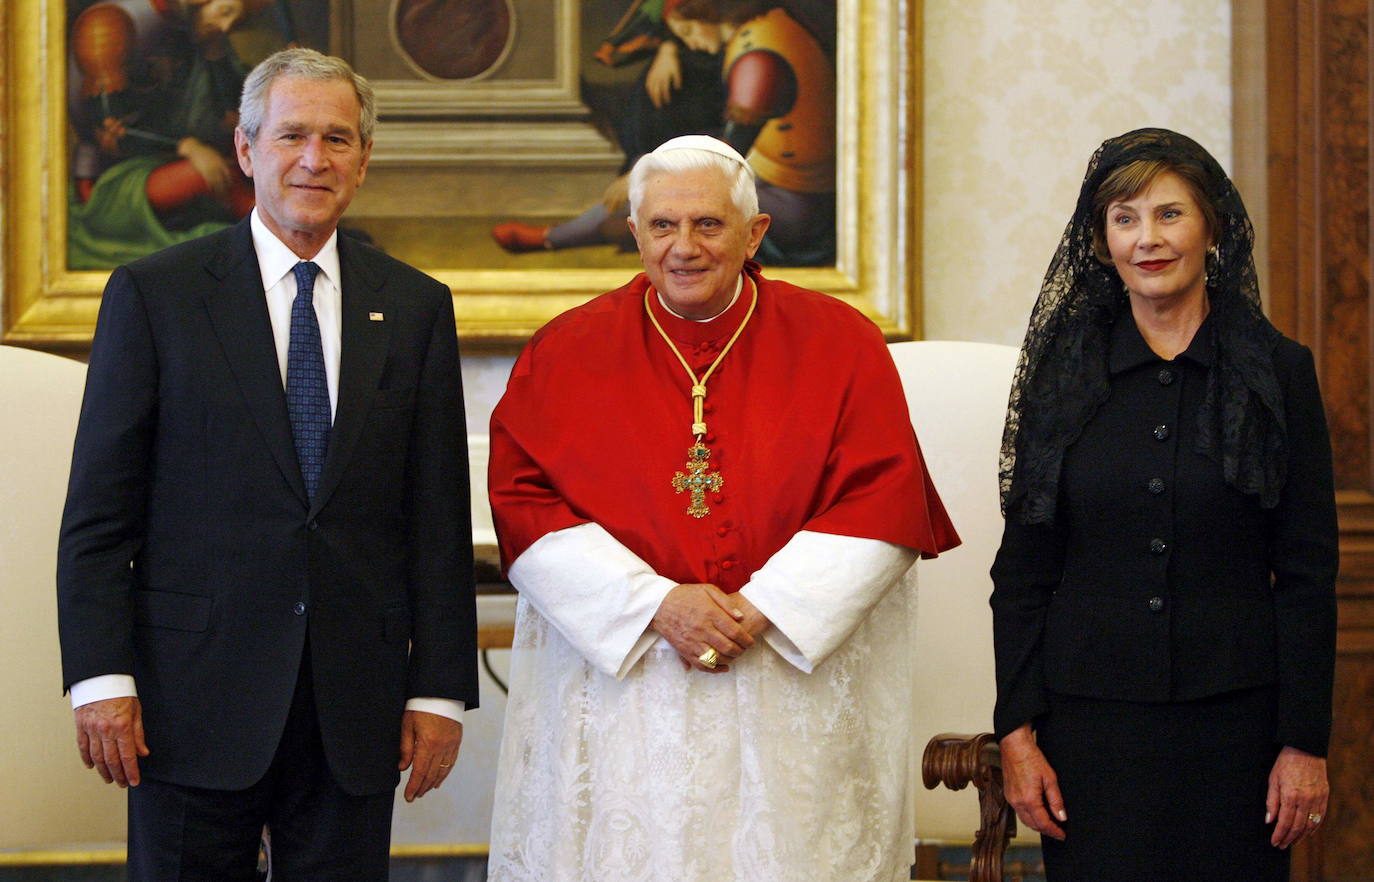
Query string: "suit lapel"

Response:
xmin=202 ymin=220 xmax=309 ymax=506
xmin=310 ymin=235 xmax=392 ymax=515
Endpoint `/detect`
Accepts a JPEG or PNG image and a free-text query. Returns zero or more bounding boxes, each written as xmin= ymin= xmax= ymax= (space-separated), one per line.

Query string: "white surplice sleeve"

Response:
xmin=738 ymin=530 xmax=916 ymax=673
xmin=507 ymin=522 xmax=677 ymax=679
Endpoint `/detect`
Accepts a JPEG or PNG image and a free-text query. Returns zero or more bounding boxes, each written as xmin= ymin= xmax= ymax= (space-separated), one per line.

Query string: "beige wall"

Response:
xmin=922 ymin=0 xmax=1232 ymax=346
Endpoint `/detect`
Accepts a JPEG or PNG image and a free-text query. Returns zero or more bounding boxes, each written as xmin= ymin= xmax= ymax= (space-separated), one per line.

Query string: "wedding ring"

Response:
xmin=1308 ymin=813 xmax=1322 ymax=825
xmin=698 ymin=648 xmax=720 ymax=669
xmin=438 ymin=762 xmax=452 ymax=768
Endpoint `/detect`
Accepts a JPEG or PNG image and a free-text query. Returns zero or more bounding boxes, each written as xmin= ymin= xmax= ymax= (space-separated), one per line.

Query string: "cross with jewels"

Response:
xmin=671 ymin=442 xmax=723 ymax=518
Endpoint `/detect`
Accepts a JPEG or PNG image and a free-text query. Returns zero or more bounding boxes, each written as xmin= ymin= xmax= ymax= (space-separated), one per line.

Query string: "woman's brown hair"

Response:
xmin=1091 ymin=158 xmax=1219 ymax=264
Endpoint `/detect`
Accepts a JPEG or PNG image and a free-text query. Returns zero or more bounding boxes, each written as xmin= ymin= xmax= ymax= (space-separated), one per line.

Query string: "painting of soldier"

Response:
xmin=493 ymin=0 xmax=837 ymax=267
xmin=65 ymin=0 xmax=305 ymax=269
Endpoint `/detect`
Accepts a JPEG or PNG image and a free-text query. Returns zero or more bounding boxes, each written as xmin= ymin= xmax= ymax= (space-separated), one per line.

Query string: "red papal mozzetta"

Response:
xmin=489 ymin=261 xmax=960 ymax=586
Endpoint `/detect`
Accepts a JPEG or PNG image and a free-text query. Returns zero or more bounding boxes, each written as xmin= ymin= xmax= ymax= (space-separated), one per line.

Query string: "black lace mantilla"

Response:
xmin=1000 ymin=128 xmax=1286 ymax=525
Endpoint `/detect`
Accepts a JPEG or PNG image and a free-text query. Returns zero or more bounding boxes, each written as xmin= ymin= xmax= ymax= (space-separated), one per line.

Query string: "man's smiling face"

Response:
xmin=235 ymin=75 xmax=371 ymax=258
xmin=628 ymin=166 xmax=770 ymax=320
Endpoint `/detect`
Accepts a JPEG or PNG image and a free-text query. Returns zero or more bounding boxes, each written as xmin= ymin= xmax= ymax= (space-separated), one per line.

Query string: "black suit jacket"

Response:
xmin=990 ymin=314 xmax=1338 ymax=757
xmin=58 ymin=219 xmax=479 ymax=795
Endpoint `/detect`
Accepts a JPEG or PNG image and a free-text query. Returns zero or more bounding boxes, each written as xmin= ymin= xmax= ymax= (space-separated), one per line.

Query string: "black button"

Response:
xmin=1157 ymin=369 xmax=1175 ymax=385
xmin=1148 ymin=596 xmax=1165 ymax=612
xmin=1149 ymin=538 xmax=1168 ymax=554
xmin=1153 ymin=424 xmax=1170 ymax=441
xmin=1147 ymin=477 xmax=1165 ymax=494
xmin=308 ymin=520 xmax=319 ymax=531
xmin=293 ymin=601 xmax=307 ymax=616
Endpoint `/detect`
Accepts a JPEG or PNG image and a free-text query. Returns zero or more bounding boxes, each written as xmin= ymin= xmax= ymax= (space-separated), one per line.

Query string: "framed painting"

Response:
xmin=1 ymin=0 xmax=921 ymax=348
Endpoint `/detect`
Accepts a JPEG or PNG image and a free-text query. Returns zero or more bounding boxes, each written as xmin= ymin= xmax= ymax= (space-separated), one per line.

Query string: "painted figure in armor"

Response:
xmin=493 ymin=0 xmax=836 ymax=266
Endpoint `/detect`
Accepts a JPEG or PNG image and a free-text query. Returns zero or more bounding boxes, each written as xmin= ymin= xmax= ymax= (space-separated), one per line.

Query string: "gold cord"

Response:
xmin=643 ymin=277 xmax=759 ymax=437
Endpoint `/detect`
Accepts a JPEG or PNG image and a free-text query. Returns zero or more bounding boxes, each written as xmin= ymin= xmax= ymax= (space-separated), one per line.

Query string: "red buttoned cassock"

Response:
xmin=490 ymin=262 xmax=956 ymax=584
xmin=485 ymin=263 xmax=959 ymax=882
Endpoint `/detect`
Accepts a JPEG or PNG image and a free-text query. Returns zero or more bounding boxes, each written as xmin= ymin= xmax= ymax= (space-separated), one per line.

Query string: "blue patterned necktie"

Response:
xmin=287 ymin=261 xmax=330 ymax=502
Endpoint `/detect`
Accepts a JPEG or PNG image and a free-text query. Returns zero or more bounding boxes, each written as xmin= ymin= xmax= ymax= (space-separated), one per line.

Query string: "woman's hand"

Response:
xmin=1000 ymin=724 xmax=1067 ymax=840
xmin=1266 ymin=746 xmax=1328 ymax=849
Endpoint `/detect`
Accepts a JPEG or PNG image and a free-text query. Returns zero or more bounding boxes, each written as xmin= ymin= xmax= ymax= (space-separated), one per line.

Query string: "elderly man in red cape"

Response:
xmin=486 ymin=135 xmax=959 ymax=881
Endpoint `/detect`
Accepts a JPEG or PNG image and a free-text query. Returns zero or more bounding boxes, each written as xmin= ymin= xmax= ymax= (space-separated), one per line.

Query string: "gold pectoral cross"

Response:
xmin=671 ymin=442 xmax=724 ymax=518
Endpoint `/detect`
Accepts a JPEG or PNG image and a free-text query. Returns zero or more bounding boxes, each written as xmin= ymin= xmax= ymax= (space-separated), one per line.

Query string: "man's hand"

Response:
xmin=1266 ymin=746 xmax=1329 ymax=849
xmin=96 ymin=117 xmax=129 ymax=154
xmin=731 ymin=593 xmax=772 ymax=639
xmin=650 ymin=582 xmax=754 ymax=672
xmin=1000 ymin=723 xmax=1066 ymax=841
xmin=74 ymin=697 xmax=148 ymax=788
xmin=399 ymin=710 xmax=463 ymax=802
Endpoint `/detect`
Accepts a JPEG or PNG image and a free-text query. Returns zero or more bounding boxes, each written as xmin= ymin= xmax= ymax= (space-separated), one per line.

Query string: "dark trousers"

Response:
xmin=127 ymin=649 xmax=394 ymax=881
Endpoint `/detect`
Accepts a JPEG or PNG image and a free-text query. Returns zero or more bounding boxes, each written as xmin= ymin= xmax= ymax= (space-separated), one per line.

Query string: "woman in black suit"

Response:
xmin=991 ymin=128 xmax=1337 ymax=880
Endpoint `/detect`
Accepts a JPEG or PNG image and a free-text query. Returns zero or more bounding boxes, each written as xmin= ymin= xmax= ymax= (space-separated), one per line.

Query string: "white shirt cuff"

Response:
xmin=70 ymin=674 xmax=137 ymax=709
xmin=404 ymin=698 xmax=465 ymax=724
xmin=739 ymin=531 xmax=916 ymax=673
xmin=69 ymin=678 xmax=465 ymax=725
xmin=509 ymin=523 xmax=677 ymax=679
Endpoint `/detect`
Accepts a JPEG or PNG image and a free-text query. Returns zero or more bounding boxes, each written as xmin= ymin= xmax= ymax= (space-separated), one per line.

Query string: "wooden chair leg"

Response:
xmin=922 ymin=732 xmax=1016 ymax=882
xmin=912 ymin=842 xmax=941 ymax=880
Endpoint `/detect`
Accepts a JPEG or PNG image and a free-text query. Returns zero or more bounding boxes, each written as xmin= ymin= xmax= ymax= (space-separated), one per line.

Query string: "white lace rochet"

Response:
xmin=487 ymin=545 xmax=920 ymax=882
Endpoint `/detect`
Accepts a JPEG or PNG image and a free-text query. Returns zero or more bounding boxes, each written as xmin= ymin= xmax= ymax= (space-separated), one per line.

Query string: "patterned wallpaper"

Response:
xmin=922 ymin=0 xmax=1232 ymax=345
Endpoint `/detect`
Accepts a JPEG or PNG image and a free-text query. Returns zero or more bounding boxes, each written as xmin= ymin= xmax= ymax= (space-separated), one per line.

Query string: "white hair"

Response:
xmin=627 ymin=145 xmax=759 ymax=220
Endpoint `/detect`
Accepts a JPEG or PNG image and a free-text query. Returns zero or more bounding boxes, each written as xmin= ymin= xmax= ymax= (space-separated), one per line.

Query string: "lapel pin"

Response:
xmin=369 ymin=312 xmax=385 ymax=322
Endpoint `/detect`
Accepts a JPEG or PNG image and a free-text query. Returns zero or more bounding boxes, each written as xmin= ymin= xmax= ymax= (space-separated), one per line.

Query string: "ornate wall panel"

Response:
xmin=1261 ymin=0 xmax=1374 ymax=877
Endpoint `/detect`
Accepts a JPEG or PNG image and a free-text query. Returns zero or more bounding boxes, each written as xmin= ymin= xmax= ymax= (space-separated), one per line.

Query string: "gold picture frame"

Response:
xmin=1 ymin=0 xmax=921 ymax=348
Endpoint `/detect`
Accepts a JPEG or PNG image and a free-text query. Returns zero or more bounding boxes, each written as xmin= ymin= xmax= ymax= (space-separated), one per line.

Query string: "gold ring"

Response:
xmin=698 ymin=648 xmax=720 ymax=669
xmin=438 ymin=762 xmax=452 ymax=768
xmin=1308 ymin=812 xmax=1322 ymax=825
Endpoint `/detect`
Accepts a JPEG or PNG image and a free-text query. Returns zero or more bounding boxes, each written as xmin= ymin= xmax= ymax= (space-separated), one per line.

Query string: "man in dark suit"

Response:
xmin=57 ymin=48 xmax=478 ymax=880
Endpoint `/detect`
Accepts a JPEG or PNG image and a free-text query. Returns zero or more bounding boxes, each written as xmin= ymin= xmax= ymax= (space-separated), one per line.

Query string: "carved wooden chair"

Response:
xmin=922 ymin=732 xmax=1015 ymax=882
xmin=889 ymin=341 xmax=1020 ymax=882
